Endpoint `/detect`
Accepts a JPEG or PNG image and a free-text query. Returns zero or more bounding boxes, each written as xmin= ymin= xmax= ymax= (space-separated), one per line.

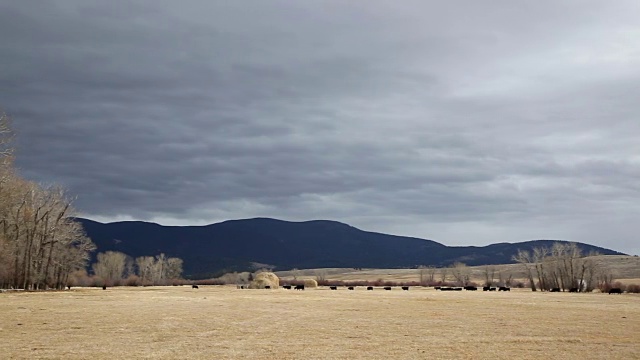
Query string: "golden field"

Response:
xmin=1 ymin=285 xmax=638 ymax=359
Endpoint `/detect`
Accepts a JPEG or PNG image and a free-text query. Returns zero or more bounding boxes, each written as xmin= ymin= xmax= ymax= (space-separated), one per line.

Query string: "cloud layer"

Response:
xmin=2 ymin=1 xmax=639 ymax=255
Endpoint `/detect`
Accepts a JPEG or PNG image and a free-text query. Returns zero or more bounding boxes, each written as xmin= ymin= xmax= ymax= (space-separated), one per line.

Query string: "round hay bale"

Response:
xmin=249 ymin=272 xmax=279 ymax=289
xmin=304 ymin=279 xmax=318 ymax=288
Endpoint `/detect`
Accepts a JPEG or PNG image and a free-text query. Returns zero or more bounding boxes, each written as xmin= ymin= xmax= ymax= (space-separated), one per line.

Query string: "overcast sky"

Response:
xmin=1 ymin=1 xmax=639 ymax=255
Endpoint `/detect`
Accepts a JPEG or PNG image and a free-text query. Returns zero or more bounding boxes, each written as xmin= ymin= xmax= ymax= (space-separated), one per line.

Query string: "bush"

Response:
xmin=124 ymin=275 xmax=140 ymax=286
xmin=599 ymin=281 xmax=626 ymax=293
xmin=195 ymin=279 xmax=225 ymax=286
xmin=626 ymin=284 xmax=640 ymax=293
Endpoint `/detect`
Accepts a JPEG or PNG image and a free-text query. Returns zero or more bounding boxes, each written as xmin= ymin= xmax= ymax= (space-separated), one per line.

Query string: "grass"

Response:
xmin=1 ymin=286 xmax=638 ymax=359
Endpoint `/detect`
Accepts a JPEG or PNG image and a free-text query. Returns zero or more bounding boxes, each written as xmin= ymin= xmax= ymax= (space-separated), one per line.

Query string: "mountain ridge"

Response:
xmin=75 ymin=217 xmax=625 ymax=279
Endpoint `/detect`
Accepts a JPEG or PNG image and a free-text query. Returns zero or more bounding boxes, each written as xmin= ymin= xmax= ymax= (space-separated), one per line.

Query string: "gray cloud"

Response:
xmin=1 ymin=1 xmax=639 ymax=255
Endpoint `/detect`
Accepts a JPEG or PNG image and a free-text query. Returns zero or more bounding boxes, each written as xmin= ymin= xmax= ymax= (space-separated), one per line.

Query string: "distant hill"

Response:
xmin=76 ymin=217 xmax=625 ymax=279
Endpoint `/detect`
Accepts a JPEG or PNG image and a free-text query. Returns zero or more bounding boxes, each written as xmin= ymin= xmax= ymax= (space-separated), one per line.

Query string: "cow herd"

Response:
xmin=434 ymin=286 xmax=510 ymax=291
xmin=194 ymin=284 xmax=627 ymax=294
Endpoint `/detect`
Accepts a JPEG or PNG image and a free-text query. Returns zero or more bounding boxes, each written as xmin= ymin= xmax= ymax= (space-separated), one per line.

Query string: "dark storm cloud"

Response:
xmin=1 ymin=1 xmax=639 ymax=255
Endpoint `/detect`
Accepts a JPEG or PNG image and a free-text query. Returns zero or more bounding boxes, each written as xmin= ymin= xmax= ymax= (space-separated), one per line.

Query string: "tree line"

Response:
xmin=0 ymin=112 xmax=184 ymax=289
xmin=412 ymin=242 xmax=621 ymax=292
xmin=0 ymin=112 xmax=96 ymax=289
xmin=88 ymin=251 xmax=183 ymax=286
xmin=513 ymin=242 xmax=613 ymax=292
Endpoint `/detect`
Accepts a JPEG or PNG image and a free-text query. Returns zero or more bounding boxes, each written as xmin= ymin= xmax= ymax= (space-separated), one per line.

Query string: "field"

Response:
xmin=1 ymin=286 xmax=639 ymax=359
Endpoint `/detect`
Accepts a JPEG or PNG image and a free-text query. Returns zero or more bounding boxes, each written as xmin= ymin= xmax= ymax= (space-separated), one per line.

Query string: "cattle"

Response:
xmin=498 ymin=287 xmax=510 ymax=292
xmin=283 ymin=285 xmax=292 ymax=289
xmin=434 ymin=286 xmax=441 ymax=290
xmin=347 ymin=286 xmax=355 ymax=290
xmin=102 ymin=285 xmax=107 ymax=290
xmin=264 ymin=286 xmax=271 ymax=289
xmin=482 ymin=286 xmax=490 ymax=291
xmin=192 ymin=285 xmax=199 ymax=289
xmin=67 ymin=285 xmax=71 ymax=290
xmin=453 ymin=287 xmax=463 ymax=291
xmin=367 ymin=286 xmax=373 ymax=291
xmin=329 ymin=286 xmax=337 ymax=290
xmin=464 ymin=286 xmax=477 ymax=291
xmin=401 ymin=286 xmax=409 ymax=291
xmin=550 ymin=288 xmax=561 ymax=292
xmin=295 ymin=285 xmax=305 ymax=290
xmin=569 ymin=287 xmax=578 ymax=293
xmin=440 ymin=287 xmax=453 ymax=291
xmin=383 ymin=286 xmax=392 ymax=291
xmin=608 ymin=288 xmax=623 ymax=294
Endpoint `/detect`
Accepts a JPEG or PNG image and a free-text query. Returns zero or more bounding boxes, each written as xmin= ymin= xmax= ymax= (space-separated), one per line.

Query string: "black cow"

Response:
xmin=453 ymin=287 xmax=463 ymax=291
xmin=482 ymin=286 xmax=490 ymax=291
xmin=265 ymin=285 xmax=271 ymax=289
xmin=192 ymin=285 xmax=199 ymax=289
xmin=440 ymin=287 xmax=452 ymax=291
xmin=283 ymin=285 xmax=292 ymax=289
xmin=67 ymin=285 xmax=71 ymax=290
xmin=608 ymin=288 xmax=622 ymax=294
xmin=569 ymin=287 xmax=578 ymax=293
xmin=550 ymin=288 xmax=561 ymax=292
xmin=384 ymin=286 xmax=392 ymax=290
xmin=401 ymin=286 xmax=409 ymax=291
xmin=367 ymin=286 xmax=373 ymax=290
xmin=464 ymin=286 xmax=477 ymax=291
xmin=102 ymin=285 xmax=107 ymax=290
xmin=295 ymin=285 xmax=305 ymax=290
xmin=498 ymin=287 xmax=510 ymax=291
xmin=348 ymin=286 xmax=355 ymax=290
xmin=329 ymin=286 xmax=337 ymax=290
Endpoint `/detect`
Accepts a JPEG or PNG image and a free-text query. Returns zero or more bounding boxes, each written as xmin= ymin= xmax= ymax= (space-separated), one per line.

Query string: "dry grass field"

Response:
xmin=1 ymin=286 xmax=639 ymax=359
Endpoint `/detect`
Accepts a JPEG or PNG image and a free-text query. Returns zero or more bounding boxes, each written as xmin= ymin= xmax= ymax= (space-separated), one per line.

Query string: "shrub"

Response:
xmin=626 ymin=284 xmax=640 ymax=293
xmin=599 ymin=281 xmax=626 ymax=293
xmin=124 ymin=275 xmax=140 ymax=286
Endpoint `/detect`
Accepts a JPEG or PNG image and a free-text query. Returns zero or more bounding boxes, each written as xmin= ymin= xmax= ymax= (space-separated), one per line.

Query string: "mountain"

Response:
xmin=76 ymin=217 xmax=625 ymax=279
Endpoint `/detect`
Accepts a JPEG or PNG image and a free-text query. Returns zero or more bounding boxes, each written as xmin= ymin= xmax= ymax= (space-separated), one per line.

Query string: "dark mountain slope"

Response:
xmin=76 ymin=217 xmax=625 ymax=278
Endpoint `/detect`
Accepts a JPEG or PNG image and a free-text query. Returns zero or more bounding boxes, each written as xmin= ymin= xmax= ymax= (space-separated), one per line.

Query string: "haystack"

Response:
xmin=304 ymin=279 xmax=318 ymax=288
xmin=249 ymin=272 xmax=279 ymax=289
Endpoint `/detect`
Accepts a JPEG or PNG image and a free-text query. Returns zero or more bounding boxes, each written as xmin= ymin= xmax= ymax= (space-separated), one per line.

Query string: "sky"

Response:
xmin=1 ymin=1 xmax=639 ymax=255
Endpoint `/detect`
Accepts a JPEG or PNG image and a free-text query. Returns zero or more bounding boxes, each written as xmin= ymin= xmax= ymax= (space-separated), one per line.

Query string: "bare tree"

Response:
xmin=513 ymin=249 xmax=537 ymax=291
xmin=450 ymin=262 xmax=470 ymax=286
xmin=92 ymin=251 xmax=127 ymax=285
xmin=0 ymin=112 xmax=94 ymax=290
xmin=439 ymin=267 xmax=448 ymax=283
xmin=482 ymin=265 xmax=496 ymax=286
xmin=135 ymin=256 xmax=155 ymax=284
xmin=418 ymin=266 xmax=437 ymax=285
xmin=291 ymin=268 xmax=301 ymax=280
xmin=314 ymin=269 xmax=327 ymax=282
xmin=165 ymin=257 xmax=183 ymax=280
xmin=0 ymin=111 xmax=13 ymax=161
xmin=133 ymin=254 xmax=183 ymax=285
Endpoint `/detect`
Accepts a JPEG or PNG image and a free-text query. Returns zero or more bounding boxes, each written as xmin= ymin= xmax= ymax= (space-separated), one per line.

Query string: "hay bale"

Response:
xmin=249 ymin=272 xmax=279 ymax=289
xmin=304 ymin=279 xmax=318 ymax=288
